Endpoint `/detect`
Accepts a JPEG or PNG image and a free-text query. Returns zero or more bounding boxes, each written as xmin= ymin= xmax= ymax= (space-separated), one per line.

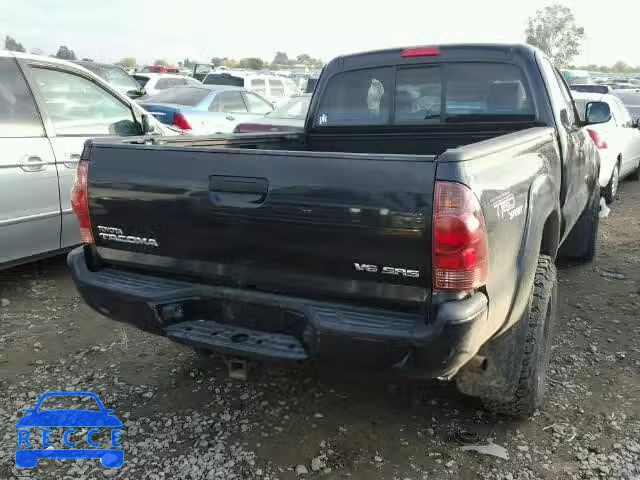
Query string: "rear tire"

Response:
xmin=602 ymin=162 xmax=619 ymax=204
xmin=558 ymin=187 xmax=599 ymax=263
xmin=631 ymin=161 xmax=640 ymax=181
xmin=482 ymin=255 xmax=557 ymax=417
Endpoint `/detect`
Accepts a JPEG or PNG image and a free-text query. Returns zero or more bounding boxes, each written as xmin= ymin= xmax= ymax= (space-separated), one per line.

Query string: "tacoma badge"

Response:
xmin=97 ymin=226 xmax=159 ymax=247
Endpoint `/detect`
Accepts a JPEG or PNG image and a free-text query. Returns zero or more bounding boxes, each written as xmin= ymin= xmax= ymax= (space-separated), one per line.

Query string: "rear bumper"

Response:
xmin=68 ymin=248 xmax=489 ymax=379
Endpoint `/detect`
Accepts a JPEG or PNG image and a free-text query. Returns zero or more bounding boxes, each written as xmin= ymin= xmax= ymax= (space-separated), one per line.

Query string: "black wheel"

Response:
xmin=482 ymin=255 xmax=557 ymax=417
xmin=631 ymin=161 xmax=640 ymax=181
xmin=602 ymin=162 xmax=620 ymax=204
xmin=558 ymin=187 xmax=599 ymax=263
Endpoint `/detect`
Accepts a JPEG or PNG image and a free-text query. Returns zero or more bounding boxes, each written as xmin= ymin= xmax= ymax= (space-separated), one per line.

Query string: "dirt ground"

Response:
xmin=1 ymin=181 xmax=639 ymax=480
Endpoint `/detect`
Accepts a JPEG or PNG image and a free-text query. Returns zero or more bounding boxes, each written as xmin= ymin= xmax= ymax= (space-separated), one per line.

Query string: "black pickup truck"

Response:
xmin=68 ymin=44 xmax=610 ymax=416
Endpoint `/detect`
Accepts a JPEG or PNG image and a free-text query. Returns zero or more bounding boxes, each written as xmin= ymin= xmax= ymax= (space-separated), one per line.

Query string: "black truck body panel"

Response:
xmin=69 ymin=44 xmax=599 ymax=388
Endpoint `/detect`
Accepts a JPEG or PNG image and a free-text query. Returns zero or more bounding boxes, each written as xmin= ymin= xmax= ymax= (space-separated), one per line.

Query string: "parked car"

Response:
xmin=234 ymin=94 xmax=311 ymax=133
xmin=140 ymin=65 xmax=180 ymax=74
xmin=573 ymin=92 xmax=640 ymax=202
xmin=141 ymin=85 xmax=274 ymax=134
xmin=570 ymin=84 xmax=612 ymax=94
xmin=72 ymin=61 xmax=145 ymax=99
xmin=132 ymin=73 xmax=201 ymax=97
xmin=69 ymin=44 xmax=603 ymax=417
xmin=0 ymin=50 xmax=171 ymax=269
xmin=202 ymin=72 xmax=300 ymax=105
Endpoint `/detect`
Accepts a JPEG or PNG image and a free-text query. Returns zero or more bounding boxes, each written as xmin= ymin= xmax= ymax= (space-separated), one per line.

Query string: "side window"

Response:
xmin=251 ymin=79 xmax=266 ymax=95
xmin=244 ymin=92 xmax=273 ymax=114
xmin=29 ymin=67 xmax=139 ymax=136
xmin=155 ymin=79 xmax=170 ymax=90
xmin=218 ymin=91 xmax=248 ymax=113
xmin=315 ymin=67 xmax=393 ymax=126
xmin=0 ymin=57 xmax=44 ymax=137
xmin=539 ymin=58 xmax=576 ymax=127
xmin=552 ymin=68 xmax=577 ymax=126
xmin=268 ymin=79 xmax=285 ymax=98
xmin=208 ymin=96 xmax=220 ymax=112
xmin=615 ymin=99 xmax=632 ymax=127
xmin=395 ymin=67 xmax=442 ymax=123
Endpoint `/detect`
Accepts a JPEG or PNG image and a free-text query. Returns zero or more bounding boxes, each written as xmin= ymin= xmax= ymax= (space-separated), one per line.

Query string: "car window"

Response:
xmin=615 ymin=99 xmax=633 ymax=127
xmin=103 ymin=66 xmax=140 ymax=91
xmin=208 ymin=96 xmax=220 ymax=112
xmin=395 ymin=67 xmax=442 ymax=123
xmin=172 ymin=77 xmax=187 ymax=87
xmin=316 ymin=67 xmax=393 ymax=126
xmin=0 ymin=57 xmax=44 ymax=137
xmin=269 ymin=95 xmax=311 ymax=119
xmin=203 ymin=74 xmax=244 ymax=87
xmin=132 ymin=75 xmax=150 ymax=87
xmin=144 ymin=87 xmax=210 ymax=106
xmin=552 ymin=68 xmax=577 ymax=126
xmin=250 ymin=78 xmax=267 ymax=95
xmin=155 ymin=78 xmax=171 ymax=90
xmin=244 ymin=92 xmax=273 ymax=114
xmin=268 ymin=79 xmax=285 ymax=98
xmin=218 ymin=91 xmax=248 ymax=113
xmin=29 ymin=66 xmax=139 ymax=136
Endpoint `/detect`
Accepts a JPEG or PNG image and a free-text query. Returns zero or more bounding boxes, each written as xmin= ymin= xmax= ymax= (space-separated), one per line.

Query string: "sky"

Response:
xmin=1 ymin=0 xmax=638 ymax=67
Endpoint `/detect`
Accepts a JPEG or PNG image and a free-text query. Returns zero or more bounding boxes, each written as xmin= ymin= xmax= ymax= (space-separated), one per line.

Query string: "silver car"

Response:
xmin=0 ymin=50 xmax=170 ymax=269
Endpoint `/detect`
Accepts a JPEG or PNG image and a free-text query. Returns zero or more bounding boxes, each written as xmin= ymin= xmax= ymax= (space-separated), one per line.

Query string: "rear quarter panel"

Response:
xmin=437 ymin=127 xmax=560 ymax=338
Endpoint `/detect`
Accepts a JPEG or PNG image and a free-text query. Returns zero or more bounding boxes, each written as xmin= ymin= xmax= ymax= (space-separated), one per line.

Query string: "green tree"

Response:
xmin=272 ymin=51 xmax=289 ymax=65
xmin=153 ymin=59 xmax=168 ymax=66
xmin=182 ymin=58 xmax=195 ymax=69
xmin=55 ymin=46 xmax=76 ymax=60
xmin=525 ymin=4 xmax=585 ymax=67
xmin=120 ymin=57 xmax=137 ymax=69
xmin=5 ymin=35 xmax=26 ymax=52
xmin=296 ymin=53 xmax=312 ymax=64
xmin=237 ymin=57 xmax=264 ymax=70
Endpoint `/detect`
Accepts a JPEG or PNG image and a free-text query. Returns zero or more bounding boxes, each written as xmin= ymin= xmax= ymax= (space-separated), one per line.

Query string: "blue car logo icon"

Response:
xmin=15 ymin=391 xmax=123 ymax=468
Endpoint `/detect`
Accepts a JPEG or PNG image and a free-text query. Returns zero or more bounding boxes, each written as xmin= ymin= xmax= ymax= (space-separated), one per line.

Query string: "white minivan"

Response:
xmin=0 ymin=50 xmax=170 ymax=268
xmin=202 ymin=72 xmax=300 ymax=105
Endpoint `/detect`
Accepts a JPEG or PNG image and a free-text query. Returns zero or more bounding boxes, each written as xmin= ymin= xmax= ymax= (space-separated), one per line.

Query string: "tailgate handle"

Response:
xmin=209 ymin=176 xmax=269 ymax=207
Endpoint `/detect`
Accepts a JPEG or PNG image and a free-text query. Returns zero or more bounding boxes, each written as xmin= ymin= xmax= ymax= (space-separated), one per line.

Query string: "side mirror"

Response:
xmin=126 ymin=89 xmax=144 ymax=99
xmin=585 ymin=101 xmax=612 ymax=125
xmin=140 ymin=114 xmax=154 ymax=134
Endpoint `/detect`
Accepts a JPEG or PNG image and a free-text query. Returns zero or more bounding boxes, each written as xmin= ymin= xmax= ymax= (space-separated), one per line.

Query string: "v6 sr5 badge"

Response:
xmin=490 ymin=192 xmax=523 ymax=221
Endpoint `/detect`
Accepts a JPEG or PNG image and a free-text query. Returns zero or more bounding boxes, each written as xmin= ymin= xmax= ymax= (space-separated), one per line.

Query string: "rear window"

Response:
xmin=571 ymin=85 xmax=610 ymax=94
xmin=144 ymin=87 xmax=209 ymax=106
xmin=316 ymin=63 xmax=535 ymax=126
xmin=203 ymin=74 xmax=244 ymax=87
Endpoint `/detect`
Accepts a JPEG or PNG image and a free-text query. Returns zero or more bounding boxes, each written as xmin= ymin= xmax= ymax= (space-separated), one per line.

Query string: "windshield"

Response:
xmin=143 ymin=87 xmax=209 ymax=106
xmin=267 ymin=95 xmax=311 ymax=119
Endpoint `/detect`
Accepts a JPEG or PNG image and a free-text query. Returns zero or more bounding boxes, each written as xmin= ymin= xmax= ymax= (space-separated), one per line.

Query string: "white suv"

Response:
xmin=132 ymin=73 xmax=201 ymax=97
xmin=202 ymin=72 xmax=300 ymax=105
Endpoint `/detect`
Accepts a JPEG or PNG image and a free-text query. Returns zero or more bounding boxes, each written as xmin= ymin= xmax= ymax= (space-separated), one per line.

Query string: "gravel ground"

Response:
xmin=1 ymin=181 xmax=640 ymax=480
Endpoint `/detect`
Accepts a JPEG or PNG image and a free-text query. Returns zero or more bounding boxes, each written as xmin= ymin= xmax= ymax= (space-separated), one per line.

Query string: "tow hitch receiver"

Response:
xmin=227 ymin=358 xmax=248 ymax=380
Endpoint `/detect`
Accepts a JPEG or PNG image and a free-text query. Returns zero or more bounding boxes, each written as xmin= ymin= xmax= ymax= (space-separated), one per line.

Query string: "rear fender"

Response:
xmin=456 ymin=174 xmax=558 ymax=401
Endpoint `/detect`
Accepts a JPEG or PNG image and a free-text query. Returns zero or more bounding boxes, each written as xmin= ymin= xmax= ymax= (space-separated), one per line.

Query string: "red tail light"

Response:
xmin=402 ymin=47 xmax=440 ymax=58
xmin=173 ymin=113 xmax=192 ymax=130
xmin=433 ymin=182 xmax=488 ymax=291
xmin=71 ymin=161 xmax=94 ymax=245
xmin=587 ymin=128 xmax=607 ymax=149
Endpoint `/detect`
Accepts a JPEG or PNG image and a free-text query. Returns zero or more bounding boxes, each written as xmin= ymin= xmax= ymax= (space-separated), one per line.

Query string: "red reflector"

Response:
xmin=433 ymin=182 xmax=488 ymax=291
xmin=587 ymin=128 xmax=607 ymax=149
xmin=402 ymin=47 xmax=440 ymax=58
xmin=173 ymin=113 xmax=192 ymax=130
xmin=71 ymin=161 xmax=94 ymax=245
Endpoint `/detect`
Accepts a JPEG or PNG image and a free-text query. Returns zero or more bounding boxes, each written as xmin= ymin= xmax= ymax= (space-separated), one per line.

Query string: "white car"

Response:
xmin=132 ymin=73 xmax=201 ymax=97
xmin=0 ymin=50 xmax=172 ymax=268
xmin=202 ymin=72 xmax=300 ymax=105
xmin=573 ymin=92 xmax=640 ymax=202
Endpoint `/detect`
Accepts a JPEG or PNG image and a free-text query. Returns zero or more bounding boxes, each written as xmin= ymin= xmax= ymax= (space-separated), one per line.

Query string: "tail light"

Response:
xmin=402 ymin=47 xmax=440 ymax=58
xmin=433 ymin=181 xmax=488 ymax=291
xmin=71 ymin=161 xmax=94 ymax=245
xmin=587 ymin=129 xmax=607 ymax=149
xmin=173 ymin=113 xmax=192 ymax=131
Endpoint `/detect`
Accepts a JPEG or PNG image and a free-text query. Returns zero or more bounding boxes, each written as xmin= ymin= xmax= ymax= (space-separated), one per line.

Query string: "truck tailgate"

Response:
xmin=87 ymin=145 xmax=436 ymax=306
